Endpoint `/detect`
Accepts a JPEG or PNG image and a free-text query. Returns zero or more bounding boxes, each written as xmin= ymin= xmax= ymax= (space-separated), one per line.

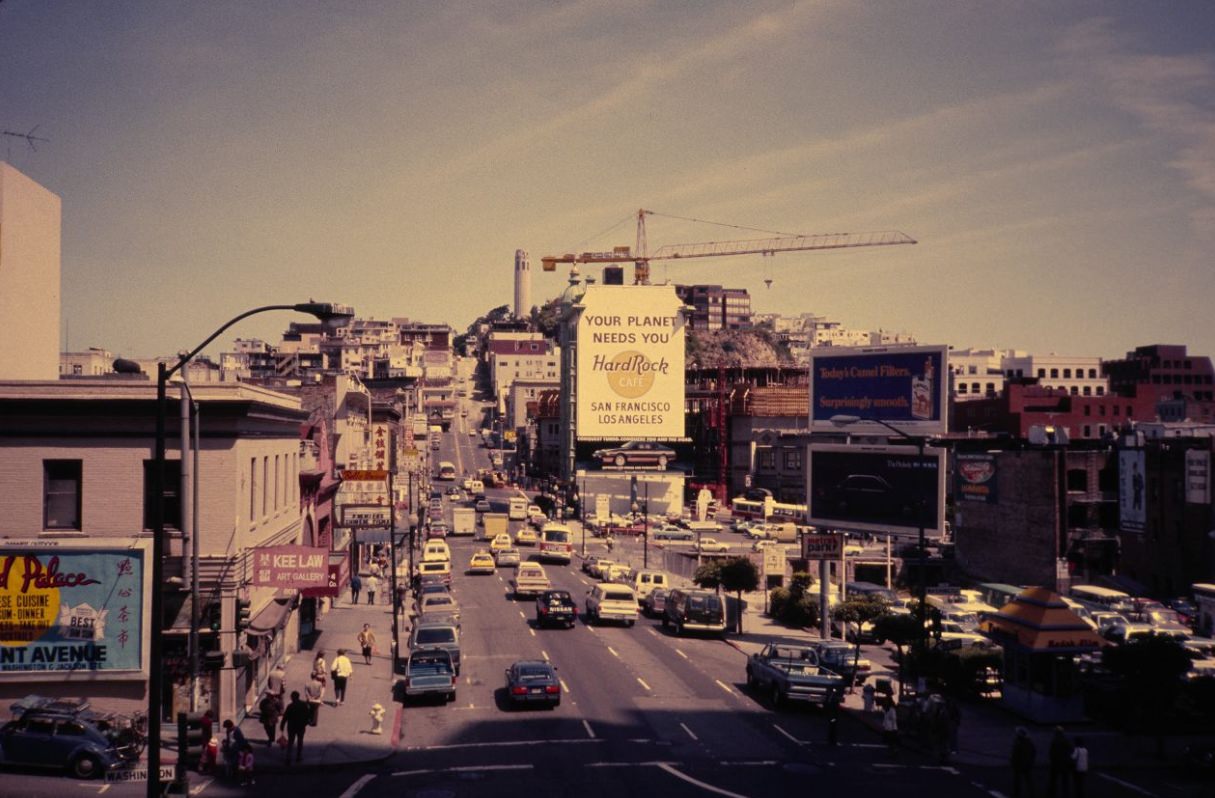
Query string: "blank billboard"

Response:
xmin=808 ymin=444 xmax=944 ymax=536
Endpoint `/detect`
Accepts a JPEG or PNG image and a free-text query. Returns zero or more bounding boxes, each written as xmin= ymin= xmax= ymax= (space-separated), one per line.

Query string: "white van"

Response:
xmin=423 ymin=540 xmax=451 ymax=563
xmin=632 ymin=570 xmax=669 ymax=601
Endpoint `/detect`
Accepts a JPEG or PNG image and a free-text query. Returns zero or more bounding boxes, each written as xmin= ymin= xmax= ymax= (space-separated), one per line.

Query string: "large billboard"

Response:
xmin=576 ymin=285 xmax=686 ymax=441
xmin=1119 ymin=449 xmax=1146 ymax=531
xmin=0 ymin=542 xmax=148 ymax=677
xmin=807 ymin=444 xmax=944 ymax=536
xmin=956 ymin=452 xmax=998 ymax=504
xmin=808 ymin=345 xmax=948 ymax=436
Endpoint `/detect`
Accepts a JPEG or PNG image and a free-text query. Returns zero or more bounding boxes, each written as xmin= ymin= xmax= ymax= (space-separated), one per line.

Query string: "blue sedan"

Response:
xmin=504 ymin=660 xmax=561 ymax=710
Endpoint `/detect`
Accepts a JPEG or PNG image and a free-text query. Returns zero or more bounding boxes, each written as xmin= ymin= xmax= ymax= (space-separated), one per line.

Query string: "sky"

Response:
xmin=2 ymin=1 xmax=1214 ymax=361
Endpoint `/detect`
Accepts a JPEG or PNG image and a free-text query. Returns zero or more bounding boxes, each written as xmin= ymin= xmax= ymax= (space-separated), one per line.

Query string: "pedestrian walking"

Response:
xmin=311 ymin=651 xmax=328 ymax=687
xmin=350 ymin=573 xmax=362 ymax=605
xmin=220 ymin=719 xmax=246 ymax=781
xmin=357 ymin=623 xmax=377 ymax=665
xmin=1070 ymin=736 xmax=1089 ymax=798
xmin=1048 ymin=726 xmax=1073 ymax=797
xmin=1011 ymin=726 xmax=1037 ymax=798
xmin=266 ymin=663 xmax=286 ymax=700
xmin=258 ymin=691 xmax=282 ymax=746
xmin=280 ymin=691 xmax=310 ymax=764
xmin=861 ymin=682 xmax=875 ymax=713
xmin=826 ymin=691 xmax=840 ymax=746
xmin=882 ymin=702 xmax=899 ymax=750
xmin=365 ymin=573 xmax=380 ymax=605
xmin=331 ymin=648 xmax=354 ymax=705
xmin=304 ymin=673 xmax=324 ymax=727
xmin=946 ymin=698 xmax=961 ymax=755
xmin=237 ymin=743 xmax=255 ymax=786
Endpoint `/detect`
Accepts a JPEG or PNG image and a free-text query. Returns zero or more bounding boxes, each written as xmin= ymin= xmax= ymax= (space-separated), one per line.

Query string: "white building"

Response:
xmin=487 ymin=332 xmax=559 ymax=400
xmin=756 ymin=312 xmax=916 ymax=361
xmin=0 ymin=163 xmax=61 ymax=380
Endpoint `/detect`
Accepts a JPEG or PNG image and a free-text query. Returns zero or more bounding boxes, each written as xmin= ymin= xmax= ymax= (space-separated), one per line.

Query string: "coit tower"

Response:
xmin=514 ymin=249 xmax=530 ymax=319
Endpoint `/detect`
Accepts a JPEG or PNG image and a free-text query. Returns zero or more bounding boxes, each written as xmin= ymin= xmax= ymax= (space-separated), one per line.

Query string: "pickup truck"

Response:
xmin=745 ymin=642 xmax=845 ymax=709
xmin=535 ymin=589 xmax=578 ymax=629
xmin=509 ymin=562 xmax=551 ymax=599
xmin=398 ymin=648 xmax=456 ymax=703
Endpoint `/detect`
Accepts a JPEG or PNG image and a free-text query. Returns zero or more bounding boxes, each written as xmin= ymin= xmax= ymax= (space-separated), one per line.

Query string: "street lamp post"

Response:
xmin=829 ymin=414 xmax=930 ymax=681
xmin=642 ymin=481 xmax=649 ymax=570
xmin=149 ymin=302 xmax=351 ymax=798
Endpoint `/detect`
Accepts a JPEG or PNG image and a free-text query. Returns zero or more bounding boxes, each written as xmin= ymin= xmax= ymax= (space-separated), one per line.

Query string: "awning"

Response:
xmin=248 ymin=592 xmax=295 ymax=635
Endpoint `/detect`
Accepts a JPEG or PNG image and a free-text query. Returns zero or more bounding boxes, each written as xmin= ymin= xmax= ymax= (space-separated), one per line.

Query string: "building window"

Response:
xmin=1083 ymin=425 xmax=1091 ymax=437
xmin=1050 ymin=368 xmax=1059 ymax=378
xmin=783 ymin=449 xmax=802 ymax=470
xmin=1037 ymin=368 xmax=1046 ymax=378
xmin=250 ymin=457 xmax=257 ymax=520
xmin=757 ymin=449 xmax=776 ymax=470
xmin=958 ymin=383 xmax=968 ymax=394
xmin=1083 ymin=405 xmax=1091 ymax=416
xmin=1096 ymin=387 xmax=1104 ymax=396
xmin=274 ymin=455 xmax=281 ymax=511
xmin=71 ymin=364 xmax=83 ymax=375
xmin=1088 ymin=369 xmax=1097 ymax=378
xmin=1064 ymin=368 xmax=1072 ymax=378
xmin=1082 ymin=386 xmax=1091 ymax=396
xmin=143 ymin=459 xmax=182 ymax=531
xmin=44 ymin=460 xmax=82 ymax=530
xmin=262 ymin=456 xmax=269 ymax=517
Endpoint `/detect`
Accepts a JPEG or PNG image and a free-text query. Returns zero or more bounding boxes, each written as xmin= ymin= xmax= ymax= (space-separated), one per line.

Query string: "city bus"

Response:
xmin=977 ymin=583 xmax=1023 ymax=611
xmin=729 ymin=497 xmax=808 ymax=523
xmin=437 ymin=461 xmax=458 ymax=481
xmin=1069 ymin=584 xmax=1135 ymax=614
xmin=538 ymin=523 xmax=573 ymax=564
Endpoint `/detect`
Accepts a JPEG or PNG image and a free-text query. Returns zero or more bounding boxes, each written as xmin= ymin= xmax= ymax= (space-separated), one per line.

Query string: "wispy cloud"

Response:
xmin=1058 ymin=17 xmax=1215 ymax=238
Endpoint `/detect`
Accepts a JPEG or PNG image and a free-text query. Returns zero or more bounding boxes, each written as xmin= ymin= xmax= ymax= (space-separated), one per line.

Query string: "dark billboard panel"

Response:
xmin=807 ymin=444 xmax=944 ymax=536
xmin=808 ymin=345 xmax=948 ymax=436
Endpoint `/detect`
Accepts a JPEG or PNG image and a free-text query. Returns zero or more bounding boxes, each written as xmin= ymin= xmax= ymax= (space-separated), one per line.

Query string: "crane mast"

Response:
xmin=542 ymin=208 xmax=916 ymax=284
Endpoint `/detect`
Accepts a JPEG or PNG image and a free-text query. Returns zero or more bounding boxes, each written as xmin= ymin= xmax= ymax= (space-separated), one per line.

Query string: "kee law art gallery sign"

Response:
xmin=576 ymin=285 xmax=686 ymax=441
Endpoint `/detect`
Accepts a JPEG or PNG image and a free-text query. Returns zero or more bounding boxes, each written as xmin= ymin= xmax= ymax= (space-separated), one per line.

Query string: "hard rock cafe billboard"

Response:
xmin=575 ymin=285 xmax=686 ymax=441
xmin=0 ymin=540 xmax=150 ymax=678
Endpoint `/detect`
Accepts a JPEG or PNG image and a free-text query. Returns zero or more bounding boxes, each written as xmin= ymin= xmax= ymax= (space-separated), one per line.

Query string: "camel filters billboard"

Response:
xmin=576 ymin=285 xmax=686 ymax=441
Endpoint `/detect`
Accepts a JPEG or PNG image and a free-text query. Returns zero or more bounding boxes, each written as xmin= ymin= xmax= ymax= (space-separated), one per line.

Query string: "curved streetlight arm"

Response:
xmin=165 ymin=302 xmax=353 ymax=380
xmin=829 ymin=413 xmax=917 ymax=443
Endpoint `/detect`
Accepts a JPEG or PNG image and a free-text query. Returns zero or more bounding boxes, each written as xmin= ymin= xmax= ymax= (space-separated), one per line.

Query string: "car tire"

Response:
xmin=614 ymin=454 xmax=626 ymax=467
xmin=626 ymin=619 xmax=635 ymax=628
xmin=448 ymin=691 xmax=457 ymax=703
xmin=661 ymin=614 xmax=669 ymax=629
xmin=746 ymin=669 xmax=756 ymax=689
xmin=70 ymin=753 xmax=103 ymax=780
xmin=675 ymin=620 xmax=684 ymax=636
xmin=770 ymin=686 xmax=784 ymax=710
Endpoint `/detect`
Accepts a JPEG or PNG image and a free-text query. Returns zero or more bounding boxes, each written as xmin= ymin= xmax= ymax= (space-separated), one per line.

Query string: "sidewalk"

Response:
xmin=234 ymin=585 xmax=400 ymax=774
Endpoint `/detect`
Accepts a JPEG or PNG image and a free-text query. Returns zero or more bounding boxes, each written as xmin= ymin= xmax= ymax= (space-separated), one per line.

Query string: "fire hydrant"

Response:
xmin=369 ymin=702 xmax=385 ymax=735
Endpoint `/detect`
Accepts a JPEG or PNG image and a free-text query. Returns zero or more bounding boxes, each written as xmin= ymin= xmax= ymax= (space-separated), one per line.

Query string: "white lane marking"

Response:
xmin=541 ymin=650 xmax=550 ymax=661
xmin=715 ymin=679 xmax=736 ymax=696
xmin=401 ymin=738 xmax=604 ymax=753
xmin=583 ymin=719 xmax=596 ymax=739
xmin=529 ymin=628 xmax=536 ymax=637
xmin=190 ymin=778 xmax=213 ymax=796
xmin=656 ymin=762 xmax=751 ymax=798
xmin=560 ymin=678 xmax=571 ymax=694
xmin=1096 ymin=774 xmax=1157 ymax=796
xmin=675 ymin=648 xmax=688 ymax=660
xmin=393 ymin=764 xmax=535 ymax=777
xmin=519 ymin=610 xmax=526 ymax=619
xmin=647 ymin=627 xmax=659 ymax=637
xmin=680 ymin=722 xmax=698 ymax=741
xmin=339 ymin=774 xmax=376 ymax=798
xmin=637 ymin=677 xmax=651 ymax=690
xmin=772 ymin=723 xmax=802 ymax=744
xmin=98 ymin=787 xmax=110 ymax=795
xmin=607 ymin=646 xmax=620 ymax=658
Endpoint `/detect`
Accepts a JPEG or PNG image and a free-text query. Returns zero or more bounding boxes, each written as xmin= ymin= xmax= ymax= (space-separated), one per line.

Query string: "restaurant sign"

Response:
xmin=0 ymin=545 xmax=146 ymax=675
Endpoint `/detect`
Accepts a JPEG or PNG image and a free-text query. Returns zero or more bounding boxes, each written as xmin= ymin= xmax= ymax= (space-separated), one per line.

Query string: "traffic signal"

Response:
xmin=206 ymin=602 xmax=221 ymax=633
xmin=178 ymin=711 xmax=207 ymax=768
xmin=235 ymin=598 xmax=252 ymax=631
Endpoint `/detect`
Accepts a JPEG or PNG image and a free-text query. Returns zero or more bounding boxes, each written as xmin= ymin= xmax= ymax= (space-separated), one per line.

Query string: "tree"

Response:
xmin=873 ymin=612 xmax=923 ymax=699
xmin=1101 ymin=634 xmax=1193 ymax=755
xmin=717 ymin=557 xmax=761 ymax=634
xmin=831 ymin=595 xmax=892 ymax=693
xmin=692 ymin=560 xmax=723 ymax=591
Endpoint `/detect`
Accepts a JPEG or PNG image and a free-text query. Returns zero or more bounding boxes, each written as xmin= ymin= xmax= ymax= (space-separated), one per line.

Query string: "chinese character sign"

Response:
xmin=0 ymin=549 xmax=144 ymax=673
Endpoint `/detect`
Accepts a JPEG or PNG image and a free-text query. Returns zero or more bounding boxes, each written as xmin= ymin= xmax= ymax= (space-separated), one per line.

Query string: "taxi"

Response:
xmin=467 ymin=550 xmax=495 ymax=575
xmin=515 ymin=527 xmax=539 ymax=546
xmin=489 ymin=533 xmax=513 ymax=553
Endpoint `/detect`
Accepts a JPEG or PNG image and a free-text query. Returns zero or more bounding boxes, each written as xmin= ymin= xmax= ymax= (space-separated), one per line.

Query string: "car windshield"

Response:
xmin=689 ymin=596 xmax=721 ymax=611
xmin=543 ymin=530 xmax=569 ymax=542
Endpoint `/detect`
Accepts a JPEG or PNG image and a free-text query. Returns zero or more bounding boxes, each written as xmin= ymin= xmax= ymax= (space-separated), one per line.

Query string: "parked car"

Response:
xmin=409 ymin=621 xmax=461 ymax=675
xmin=399 ymin=648 xmax=457 ymax=704
xmin=696 ymin=537 xmax=730 ymax=553
xmin=416 ymin=593 xmax=461 ymax=625
xmin=535 ymin=590 xmax=578 ymax=629
xmin=642 ymin=587 xmax=669 ymax=618
xmin=745 ymin=643 xmax=845 ymax=709
xmin=0 ymin=707 xmax=128 ymax=779
xmin=663 ymin=588 xmax=726 ymax=636
xmin=503 ymin=660 xmax=561 ymax=710
xmin=592 ymin=440 xmax=676 ymax=470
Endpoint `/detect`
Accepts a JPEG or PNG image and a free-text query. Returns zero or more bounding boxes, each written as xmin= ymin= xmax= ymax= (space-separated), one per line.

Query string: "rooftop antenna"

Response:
xmin=2 ymin=126 xmax=50 ymax=156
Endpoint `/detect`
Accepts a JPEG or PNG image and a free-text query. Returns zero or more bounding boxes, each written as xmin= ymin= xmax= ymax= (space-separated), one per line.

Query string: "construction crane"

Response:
xmin=541 ymin=208 xmax=916 ymax=285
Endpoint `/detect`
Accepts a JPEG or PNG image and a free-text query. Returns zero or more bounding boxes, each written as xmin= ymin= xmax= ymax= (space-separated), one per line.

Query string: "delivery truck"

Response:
xmin=451 ymin=506 xmax=476 ymax=537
